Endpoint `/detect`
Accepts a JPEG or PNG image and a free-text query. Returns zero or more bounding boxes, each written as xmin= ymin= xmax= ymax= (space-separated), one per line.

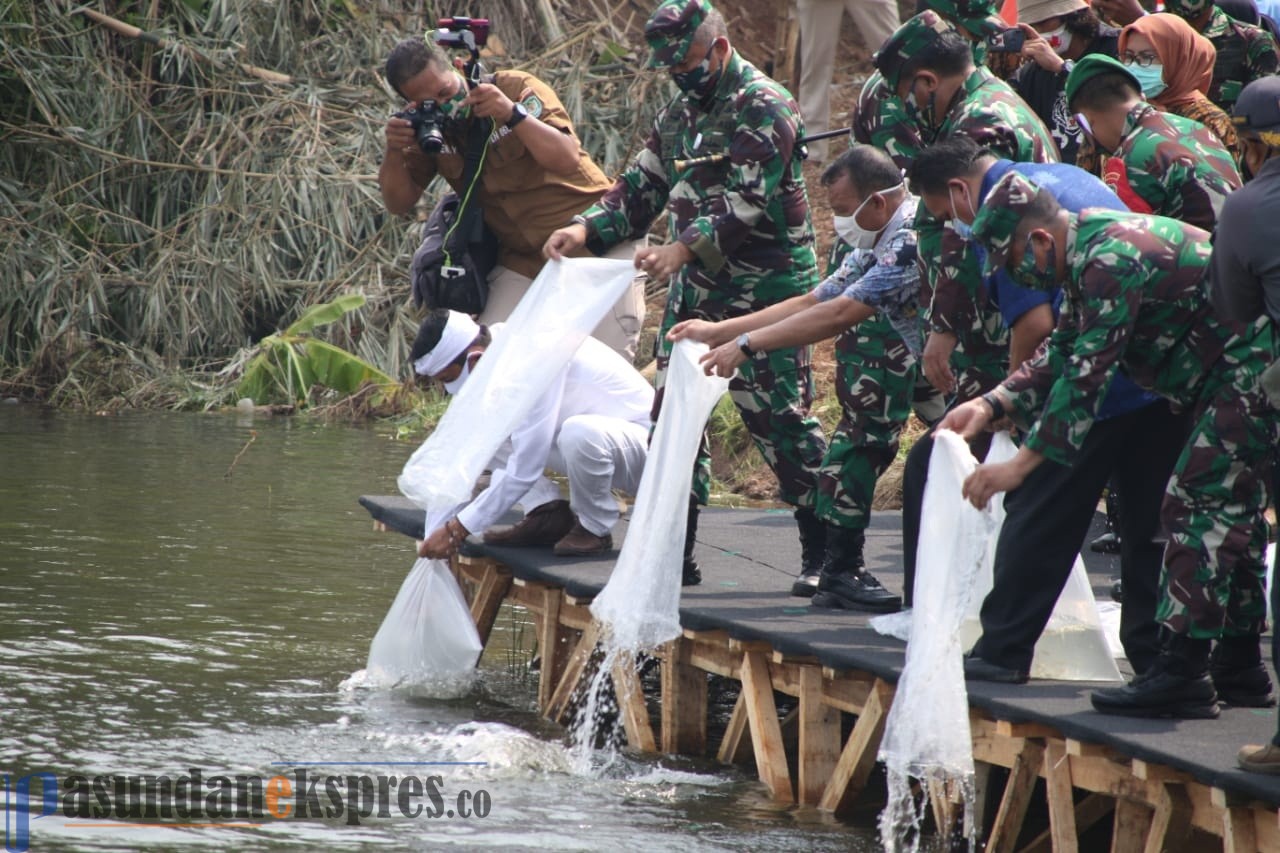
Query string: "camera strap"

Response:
xmin=442 ymin=118 xmax=494 ymax=264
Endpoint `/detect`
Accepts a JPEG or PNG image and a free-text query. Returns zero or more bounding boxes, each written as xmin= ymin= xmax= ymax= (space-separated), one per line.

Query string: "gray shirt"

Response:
xmin=1209 ymin=155 xmax=1280 ymax=324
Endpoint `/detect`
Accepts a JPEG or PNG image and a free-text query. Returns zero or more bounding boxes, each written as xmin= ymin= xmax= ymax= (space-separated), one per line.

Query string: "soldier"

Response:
xmin=544 ymin=0 xmax=829 ymax=589
xmin=1065 ymin=53 xmax=1241 ymax=230
xmin=910 ymin=137 xmax=1177 ymax=682
xmin=667 ymin=144 xmax=940 ymax=612
xmin=1207 ymin=77 xmax=1280 ymax=772
xmin=380 ymin=37 xmax=645 ymax=360
xmin=947 ymin=171 xmax=1280 ymax=719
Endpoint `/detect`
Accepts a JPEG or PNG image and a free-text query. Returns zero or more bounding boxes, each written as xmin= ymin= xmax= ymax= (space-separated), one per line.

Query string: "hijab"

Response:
xmin=1119 ymin=13 xmax=1215 ymax=110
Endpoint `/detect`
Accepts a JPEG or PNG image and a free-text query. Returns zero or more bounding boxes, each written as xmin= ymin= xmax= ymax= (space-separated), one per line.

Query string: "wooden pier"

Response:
xmin=361 ymin=496 xmax=1280 ymax=851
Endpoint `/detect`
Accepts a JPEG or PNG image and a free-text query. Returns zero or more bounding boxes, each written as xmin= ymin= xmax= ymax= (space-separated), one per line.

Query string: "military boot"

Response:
xmin=810 ymin=527 xmax=901 ymax=612
xmin=682 ymin=498 xmax=701 ymax=587
xmin=1211 ymin=635 xmax=1276 ymax=707
xmin=789 ymin=507 xmax=827 ymax=597
xmin=1091 ymin=632 xmax=1219 ymax=719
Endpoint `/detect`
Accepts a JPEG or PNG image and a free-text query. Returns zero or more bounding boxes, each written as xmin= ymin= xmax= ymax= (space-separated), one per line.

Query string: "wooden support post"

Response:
xmin=1043 ymin=739 xmax=1079 ymax=853
xmin=536 ymin=587 xmax=565 ymax=714
xmin=717 ymin=690 xmax=753 ymax=766
xmin=798 ymin=665 xmax=840 ymax=806
xmin=466 ymin=561 xmax=512 ymax=647
xmin=660 ymin=637 xmax=708 ymax=756
xmin=741 ymin=650 xmax=794 ymax=803
xmin=612 ymin=653 xmax=657 ymax=753
xmin=818 ymin=678 xmax=892 ymax=813
xmin=1143 ymin=783 xmax=1191 ymax=853
xmin=985 ymin=737 xmax=1046 ymax=853
xmin=773 ymin=2 xmax=801 ymax=90
xmin=546 ymin=621 xmax=601 ymax=724
xmin=1112 ymin=799 xmax=1154 ymax=852
xmin=928 ymin=778 xmax=960 ymax=840
xmin=1020 ymin=793 xmax=1114 ymax=853
xmin=1222 ymin=805 xmax=1258 ymax=853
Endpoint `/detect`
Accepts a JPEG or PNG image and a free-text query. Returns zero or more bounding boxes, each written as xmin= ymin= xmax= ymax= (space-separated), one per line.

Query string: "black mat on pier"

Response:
xmin=358 ymin=495 xmax=1280 ymax=805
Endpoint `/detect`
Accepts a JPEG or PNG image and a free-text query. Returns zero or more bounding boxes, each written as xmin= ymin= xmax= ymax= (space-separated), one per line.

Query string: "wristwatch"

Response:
xmin=505 ymin=103 xmax=529 ymax=130
xmin=1059 ymin=59 xmax=1075 ymax=76
xmin=736 ymin=333 xmax=757 ymax=359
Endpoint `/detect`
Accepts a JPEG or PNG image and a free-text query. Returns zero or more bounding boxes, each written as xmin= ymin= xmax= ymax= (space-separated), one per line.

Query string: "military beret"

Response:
xmin=927 ymin=0 xmax=1008 ymax=39
xmin=873 ymin=11 xmax=956 ymax=92
xmin=971 ymin=171 xmax=1047 ymax=279
xmin=1064 ymin=53 xmax=1141 ymax=110
xmin=644 ymin=0 xmax=712 ymax=69
xmin=1233 ymin=76 xmax=1280 ymax=144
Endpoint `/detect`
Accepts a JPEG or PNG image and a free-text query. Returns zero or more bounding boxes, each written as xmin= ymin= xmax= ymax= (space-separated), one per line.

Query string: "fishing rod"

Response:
xmin=671 ymin=126 xmax=852 ymax=172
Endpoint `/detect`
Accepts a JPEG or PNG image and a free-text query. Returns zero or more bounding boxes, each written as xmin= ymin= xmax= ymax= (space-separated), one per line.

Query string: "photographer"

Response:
xmin=380 ymin=36 xmax=645 ymax=359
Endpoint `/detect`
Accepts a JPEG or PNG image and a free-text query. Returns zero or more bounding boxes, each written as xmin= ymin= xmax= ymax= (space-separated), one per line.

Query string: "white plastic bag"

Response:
xmin=370 ymin=258 xmax=636 ymax=687
xmin=879 ymin=430 xmax=993 ymax=852
xmin=591 ymin=340 xmax=730 ymax=651
xmin=398 ymin=257 xmax=637 ymax=511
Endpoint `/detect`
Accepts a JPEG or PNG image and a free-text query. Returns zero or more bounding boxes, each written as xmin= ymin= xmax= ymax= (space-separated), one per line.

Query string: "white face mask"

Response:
xmin=442 ymin=355 xmax=475 ymax=395
xmin=833 ymin=182 xmax=903 ymax=250
xmin=1040 ymin=25 xmax=1073 ymax=56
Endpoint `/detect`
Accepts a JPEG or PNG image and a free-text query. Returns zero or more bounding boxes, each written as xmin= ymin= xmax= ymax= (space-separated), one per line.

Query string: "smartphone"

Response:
xmin=987 ymin=28 xmax=1026 ymax=53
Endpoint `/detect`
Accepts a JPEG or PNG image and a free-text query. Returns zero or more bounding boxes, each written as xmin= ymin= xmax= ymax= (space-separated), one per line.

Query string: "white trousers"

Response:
xmin=796 ymin=0 xmax=900 ymax=161
xmin=479 ymin=240 xmax=647 ymax=362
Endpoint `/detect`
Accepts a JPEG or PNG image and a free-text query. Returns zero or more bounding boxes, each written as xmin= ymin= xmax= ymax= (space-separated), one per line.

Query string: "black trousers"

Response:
xmin=971 ymin=400 xmax=1192 ymax=675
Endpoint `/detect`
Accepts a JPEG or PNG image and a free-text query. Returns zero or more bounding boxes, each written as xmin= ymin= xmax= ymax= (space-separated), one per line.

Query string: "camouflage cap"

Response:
xmin=1064 ymin=53 xmax=1141 ymax=110
xmin=1233 ymin=76 xmax=1280 ymax=144
xmin=873 ymin=11 xmax=956 ymax=92
xmin=1162 ymin=0 xmax=1211 ymax=20
xmin=971 ymin=171 xmax=1046 ymax=278
xmin=644 ymin=0 xmax=712 ymax=69
xmin=927 ymin=0 xmax=1008 ymax=39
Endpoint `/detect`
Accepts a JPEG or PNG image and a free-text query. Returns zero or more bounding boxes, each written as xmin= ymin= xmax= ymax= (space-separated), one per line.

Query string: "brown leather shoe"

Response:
xmin=483 ymin=500 xmax=574 ymax=547
xmin=1239 ymin=743 xmax=1280 ymax=775
xmin=553 ymin=522 xmax=613 ymax=557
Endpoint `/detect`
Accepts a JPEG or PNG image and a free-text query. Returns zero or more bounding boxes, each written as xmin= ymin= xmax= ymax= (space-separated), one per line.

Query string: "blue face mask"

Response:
xmin=1125 ymin=62 xmax=1167 ymax=99
xmin=948 ymin=184 xmax=975 ymax=240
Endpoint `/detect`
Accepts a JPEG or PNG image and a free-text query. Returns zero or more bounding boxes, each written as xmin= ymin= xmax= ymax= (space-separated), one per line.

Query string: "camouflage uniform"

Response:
xmin=1170 ymin=0 xmax=1280 ymax=111
xmin=974 ymin=174 xmax=1280 ymax=641
xmin=578 ymin=44 xmax=826 ymax=507
xmin=810 ymin=195 xmax=938 ymax=532
xmin=1090 ymin=102 xmax=1241 ymax=230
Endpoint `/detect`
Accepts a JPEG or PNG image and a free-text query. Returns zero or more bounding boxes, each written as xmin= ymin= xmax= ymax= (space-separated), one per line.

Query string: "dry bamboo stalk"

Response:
xmin=74 ymin=7 xmax=293 ymax=85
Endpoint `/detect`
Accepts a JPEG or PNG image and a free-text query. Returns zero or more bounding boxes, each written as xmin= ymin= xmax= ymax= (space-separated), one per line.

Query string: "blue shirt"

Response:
xmin=979 ymin=159 xmax=1158 ymax=420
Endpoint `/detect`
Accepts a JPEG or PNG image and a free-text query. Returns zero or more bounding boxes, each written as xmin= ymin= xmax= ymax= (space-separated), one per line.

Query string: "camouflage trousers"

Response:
xmin=655 ymin=304 xmax=827 ymax=508
xmin=814 ymin=314 xmax=945 ymax=532
xmin=1157 ymin=321 xmax=1280 ymax=639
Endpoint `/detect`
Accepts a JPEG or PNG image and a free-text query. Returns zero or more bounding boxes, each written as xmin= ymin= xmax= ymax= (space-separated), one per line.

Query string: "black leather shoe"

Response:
xmin=964 ymin=655 xmax=1029 ymax=684
xmin=1091 ymin=666 xmax=1220 ymax=719
xmin=790 ymin=572 xmax=820 ymax=598
xmin=682 ymin=559 xmax=702 ymax=587
xmin=1110 ymin=579 xmax=1124 ymax=603
xmin=1212 ymin=661 xmax=1277 ymax=707
xmin=811 ymin=570 xmax=902 ymax=613
xmin=1090 ymin=530 xmax=1122 ymax=554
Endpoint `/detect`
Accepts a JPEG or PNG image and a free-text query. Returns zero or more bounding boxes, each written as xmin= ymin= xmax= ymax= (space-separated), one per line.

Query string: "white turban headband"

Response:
xmin=412 ymin=311 xmax=480 ymax=377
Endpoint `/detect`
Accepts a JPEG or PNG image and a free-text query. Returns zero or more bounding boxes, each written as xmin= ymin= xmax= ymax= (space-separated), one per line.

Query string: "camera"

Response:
xmin=394 ymin=101 xmax=446 ymax=154
xmin=987 ymin=27 xmax=1026 ymax=53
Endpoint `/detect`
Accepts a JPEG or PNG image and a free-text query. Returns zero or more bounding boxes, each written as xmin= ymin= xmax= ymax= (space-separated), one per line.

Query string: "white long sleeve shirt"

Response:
xmin=455 ymin=333 xmax=654 ymax=534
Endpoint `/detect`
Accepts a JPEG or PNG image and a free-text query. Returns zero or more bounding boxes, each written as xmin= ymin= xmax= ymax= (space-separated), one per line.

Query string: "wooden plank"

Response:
xmin=660 ymin=637 xmax=708 ymax=756
xmin=740 ymin=650 xmax=794 ymax=803
xmin=1112 ymin=798 xmax=1153 ymax=853
xmin=468 ymin=562 xmax=512 ymax=646
xmin=612 ymin=653 xmax=657 ymax=753
xmin=1020 ymin=792 xmax=1113 ymax=853
xmin=546 ymin=622 xmax=601 ymax=724
xmin=558 ymin=600 xmax=594 ymax=631
xmin=997 ymin=720 xmax=1059 ymax=739
xmin=536 ymin=586 xmax=565 ymax=713
xmin=818 ymin=678 xmax=892 ymax=813
xmin=1222 ymin=804 xmax=1258 ymax=853
xmin=729 ymin=637 xmax=774 ymax=653
xmin=1143 ymin=783 xmax=1191 ymax=853
xmin=772 ymin=0 xmax=800 ymax=89
xmin=717 ymin=690 xmax=753 ymax=766
xmin=769 ymin=660 xmax=803 ymax=698
xmin=1043 ymin=739 xmax=1079 ymax=853
xmin=822 ymin=674 xmax=873 ymax=714
xmin=797 ymin=665 xmax=840 ymax=806
xmin=986 ymin=738 xmax=1047 ymax=853
xmin=687 ymin=638 xmax=741 ymax=678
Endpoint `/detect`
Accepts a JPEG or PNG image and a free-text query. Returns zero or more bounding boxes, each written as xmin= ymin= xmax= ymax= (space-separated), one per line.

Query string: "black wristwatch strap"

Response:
xmin=982 ymin=391 xmax=1007 ymax=421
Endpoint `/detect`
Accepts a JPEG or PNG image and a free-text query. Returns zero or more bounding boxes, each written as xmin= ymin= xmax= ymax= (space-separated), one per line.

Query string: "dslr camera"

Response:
xmin=394 ymin=101 xmax=447 ymax=154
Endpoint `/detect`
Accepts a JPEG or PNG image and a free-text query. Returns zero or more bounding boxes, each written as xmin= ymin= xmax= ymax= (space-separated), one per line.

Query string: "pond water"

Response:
xmin=0 ymin=406 xmax=883 ymax=850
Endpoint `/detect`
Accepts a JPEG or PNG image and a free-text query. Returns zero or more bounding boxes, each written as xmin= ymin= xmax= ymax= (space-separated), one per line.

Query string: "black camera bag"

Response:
xmin=410 ymin=120 xmax=498 ymax=314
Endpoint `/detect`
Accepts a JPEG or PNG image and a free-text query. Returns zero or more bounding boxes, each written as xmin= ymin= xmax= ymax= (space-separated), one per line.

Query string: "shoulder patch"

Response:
xmin=520 ymin=94 xmax=543 ymax=118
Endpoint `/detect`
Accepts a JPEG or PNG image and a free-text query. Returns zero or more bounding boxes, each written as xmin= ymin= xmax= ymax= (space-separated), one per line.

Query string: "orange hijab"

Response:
xmin=1119 ymin=13 xmax=1216 ymax=110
